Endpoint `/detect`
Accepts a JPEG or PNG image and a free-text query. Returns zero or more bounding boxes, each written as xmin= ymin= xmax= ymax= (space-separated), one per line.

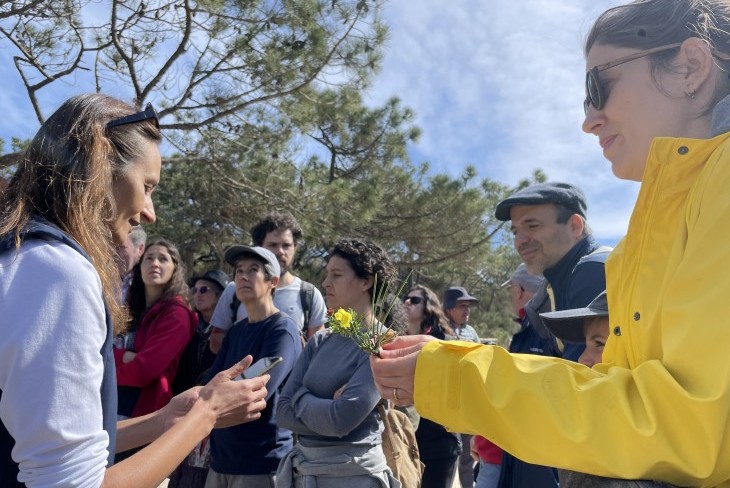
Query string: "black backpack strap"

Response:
xmin=299 ymin=280 xmax=316 ymax=333
xmin=230 ymin=292 xmax=241 ymax=322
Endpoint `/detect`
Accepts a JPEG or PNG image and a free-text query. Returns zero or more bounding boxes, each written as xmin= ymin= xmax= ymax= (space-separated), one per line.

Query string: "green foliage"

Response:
xmin=0 ymin=0 xmax=545 ymax=342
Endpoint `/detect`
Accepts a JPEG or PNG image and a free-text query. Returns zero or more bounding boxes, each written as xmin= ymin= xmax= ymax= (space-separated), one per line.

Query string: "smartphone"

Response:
xmin=236 ymin=356 xmax=283 ymax=380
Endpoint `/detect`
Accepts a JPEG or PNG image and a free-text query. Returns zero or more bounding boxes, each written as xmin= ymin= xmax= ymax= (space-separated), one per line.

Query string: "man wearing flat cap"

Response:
xmin=493 ymin=182 xmax=611 ymax=488
xmin=495 ymin=181 xmax=610 ymax=361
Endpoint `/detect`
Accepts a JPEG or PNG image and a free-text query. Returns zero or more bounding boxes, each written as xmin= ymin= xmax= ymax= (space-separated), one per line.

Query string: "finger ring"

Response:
xmin=393 ymin=388 xmax=399 ymax=401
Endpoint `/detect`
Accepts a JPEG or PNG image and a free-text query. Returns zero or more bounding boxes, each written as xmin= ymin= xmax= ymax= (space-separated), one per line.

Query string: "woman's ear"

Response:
xmin=361 ymin=275 xmax=374 ymax=292
xmin=679 ymin=37 xmax=714 ymax=96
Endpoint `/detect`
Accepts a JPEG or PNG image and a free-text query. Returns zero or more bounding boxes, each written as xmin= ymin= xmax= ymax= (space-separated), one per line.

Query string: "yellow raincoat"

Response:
xmin=414 ymin=132 xmax=730 ymax=487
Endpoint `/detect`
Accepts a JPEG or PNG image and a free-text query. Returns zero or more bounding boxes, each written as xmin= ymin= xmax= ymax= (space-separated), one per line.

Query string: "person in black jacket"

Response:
xmin=403 ymin=285 xmax=461 ymax=488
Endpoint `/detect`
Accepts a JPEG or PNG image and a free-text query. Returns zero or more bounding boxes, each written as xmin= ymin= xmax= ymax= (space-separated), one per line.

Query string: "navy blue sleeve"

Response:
xmin=276 ymin=337 xmax=320 ymax=436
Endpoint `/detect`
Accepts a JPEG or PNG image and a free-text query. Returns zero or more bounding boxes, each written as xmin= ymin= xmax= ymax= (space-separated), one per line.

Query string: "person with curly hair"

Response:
xmin=115 ymin=237 xmax=197 ymax=420
xmin=276 ymin=238 xmax=399 ymax=487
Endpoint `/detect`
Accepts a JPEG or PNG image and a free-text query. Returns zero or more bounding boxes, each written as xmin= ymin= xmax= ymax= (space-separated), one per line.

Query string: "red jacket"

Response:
xmin=475 ymin=435 xmax=503 ymax=465
xmin=115 ymin=295 xmax=196 ymax=416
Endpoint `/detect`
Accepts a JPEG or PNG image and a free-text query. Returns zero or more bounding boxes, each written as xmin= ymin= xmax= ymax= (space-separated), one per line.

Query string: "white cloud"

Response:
xmin=0 ymin=0 xmax=634 ymax=242
xmin=367 ymin=0 xmax=630 ymax=242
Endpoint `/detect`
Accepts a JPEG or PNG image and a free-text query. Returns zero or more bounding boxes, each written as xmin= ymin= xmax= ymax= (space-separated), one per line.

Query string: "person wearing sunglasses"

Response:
xmin=172 ymin=269 xmax=231 ymax=395
xmin=0 ymin=94 xmax=269 ymax=488
xmin=371 ymin=0 xmax=730 ymax=486
xmin=403 ymin=285 xmax=454 ymax=339
xmin=403 ymin=285 xmax=460 ymax=488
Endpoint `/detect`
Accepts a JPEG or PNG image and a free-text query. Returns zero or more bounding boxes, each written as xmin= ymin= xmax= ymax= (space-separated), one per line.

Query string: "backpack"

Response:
xmin=230 ymin=279 xmax=316 ymax=340
xmin=377 ymin=400 xmax=424 ymax=488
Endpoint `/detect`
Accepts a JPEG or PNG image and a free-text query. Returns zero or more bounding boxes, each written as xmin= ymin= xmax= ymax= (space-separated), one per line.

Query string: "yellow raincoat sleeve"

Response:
xmin=414 ymin=339 xmax=730 ymax=487
xmin=414 ymin=140 xmax=730 ymax=488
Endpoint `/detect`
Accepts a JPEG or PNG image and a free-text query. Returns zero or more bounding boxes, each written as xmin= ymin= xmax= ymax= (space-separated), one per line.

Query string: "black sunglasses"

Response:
xmin=107 ymin=103 xmax=160 ymax=129
xmin=191 ymin=285 xmax=212 ymax=295
xmin=584 ymin=43 xmax=681 ymax=115
xmin=403 ymin=296 xmax=424 ymax=305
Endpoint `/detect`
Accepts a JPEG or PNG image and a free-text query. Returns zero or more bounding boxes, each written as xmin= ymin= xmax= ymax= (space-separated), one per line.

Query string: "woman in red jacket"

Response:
xmin=116 ymin=237 xmax=197 ymax=419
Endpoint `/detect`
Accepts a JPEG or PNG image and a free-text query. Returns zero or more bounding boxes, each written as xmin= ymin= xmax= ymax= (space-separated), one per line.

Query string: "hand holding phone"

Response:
xmin=236 ymin=356 xmax=283 ymax=381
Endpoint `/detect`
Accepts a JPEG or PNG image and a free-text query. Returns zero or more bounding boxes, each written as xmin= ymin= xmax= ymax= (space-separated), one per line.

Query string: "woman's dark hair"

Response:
xmin=329 ymin=238 xmax=397 ymax=302
xmin=407 ymin=285 xmax=454 ymax=338
xmin=586 ymin=0 xmax=730 ymax=111
xmin=0 ymin=93 xmax=162 ymax=333
xmin=126 ymin=238 xmax=189 ymax=326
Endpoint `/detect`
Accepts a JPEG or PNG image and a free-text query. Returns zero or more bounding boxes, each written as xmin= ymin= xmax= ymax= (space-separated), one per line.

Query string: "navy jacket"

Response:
xmin=498 ymin=236 xmax=609 ymax=488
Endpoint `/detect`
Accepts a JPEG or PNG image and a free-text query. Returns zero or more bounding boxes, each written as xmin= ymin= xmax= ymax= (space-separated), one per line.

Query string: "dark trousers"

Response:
xmin=559 ymin=471 xmax=679 ymax=488
xmin=458 ymin=433 xmax=475 ymax=487
xmin=421 ymin=456 xmax=459 ymax=488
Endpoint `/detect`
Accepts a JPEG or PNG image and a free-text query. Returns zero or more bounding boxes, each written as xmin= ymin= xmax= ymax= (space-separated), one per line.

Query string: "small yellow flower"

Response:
xmin=334 ymin=308 xmax=353 ymax=329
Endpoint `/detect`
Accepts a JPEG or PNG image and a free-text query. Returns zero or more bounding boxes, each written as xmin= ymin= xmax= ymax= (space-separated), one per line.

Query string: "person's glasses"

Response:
xmin=191 ymin=285 xmax=212 ymax=295
xmin=584 ymin=43 xmax=681 ymax=114
xmin=403 ymin=296 xmax=424 ymax=305
xmin=107 ymin=103 xmax=160 ymax=129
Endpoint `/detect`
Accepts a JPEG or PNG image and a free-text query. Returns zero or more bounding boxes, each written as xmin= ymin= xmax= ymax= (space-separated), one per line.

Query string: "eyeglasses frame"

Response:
xmin=584 ymin=43 xmax=682 ymax=114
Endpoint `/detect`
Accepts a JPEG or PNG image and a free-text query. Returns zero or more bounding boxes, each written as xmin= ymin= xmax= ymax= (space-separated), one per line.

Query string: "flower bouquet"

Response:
xmin=327 ymin=275 xmax=409 ymax=356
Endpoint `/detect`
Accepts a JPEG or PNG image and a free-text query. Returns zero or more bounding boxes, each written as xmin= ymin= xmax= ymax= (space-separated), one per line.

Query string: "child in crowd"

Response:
xmin=540 ymin=291 xmax=609 ymax=369
xmin=541 ymin=291 xmax=611 ymax=487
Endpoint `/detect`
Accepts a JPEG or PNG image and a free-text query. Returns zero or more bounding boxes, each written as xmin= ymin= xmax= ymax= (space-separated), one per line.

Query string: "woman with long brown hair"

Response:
xmin=0 ymin=93 xmax=268 ymax=487
xmin=116 ymin=238 xmax=197 ymax=419
xmin=402 ymin=285 xmax=459 ymax=488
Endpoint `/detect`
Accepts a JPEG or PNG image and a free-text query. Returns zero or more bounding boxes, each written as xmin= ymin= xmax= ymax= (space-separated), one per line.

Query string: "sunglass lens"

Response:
xmin=404 ymin=296 xmax=423 ymax=305
xmin=585 ymin=70 xmax=601 ymax=113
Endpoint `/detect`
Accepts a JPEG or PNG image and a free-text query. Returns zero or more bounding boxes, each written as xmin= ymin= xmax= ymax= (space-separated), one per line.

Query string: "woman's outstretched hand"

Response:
xmin=370 ymin=335 xmax=436 ymax=406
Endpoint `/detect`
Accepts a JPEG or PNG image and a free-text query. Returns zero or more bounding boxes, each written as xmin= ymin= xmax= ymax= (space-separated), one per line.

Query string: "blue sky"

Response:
xmin=0 ymin=0 xmax=632 ymax=244
xmin=366 ymin=0 xmax=633 ymax=245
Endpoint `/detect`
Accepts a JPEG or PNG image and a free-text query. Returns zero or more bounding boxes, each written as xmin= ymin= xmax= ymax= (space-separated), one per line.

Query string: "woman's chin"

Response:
xmin=610 ymin=155 xmax=645 ymax=182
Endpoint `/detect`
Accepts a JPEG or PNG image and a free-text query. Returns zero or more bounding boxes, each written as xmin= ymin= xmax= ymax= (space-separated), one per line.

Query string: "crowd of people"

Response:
xmin=3 ymin=0 xmax=730 ymax=487
xmin=114 ymin=212 xmax=494 ymax=488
